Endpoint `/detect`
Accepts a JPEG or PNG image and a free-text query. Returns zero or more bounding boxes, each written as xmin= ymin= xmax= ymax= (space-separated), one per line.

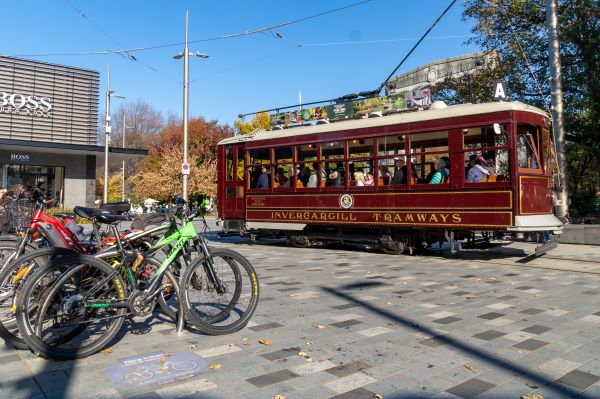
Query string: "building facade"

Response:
xmin=0 ymin=56 xmax=146 ymax=208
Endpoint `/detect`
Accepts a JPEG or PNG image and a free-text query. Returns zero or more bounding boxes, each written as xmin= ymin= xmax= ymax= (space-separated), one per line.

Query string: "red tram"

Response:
xmin=216 ymin=101 xmax=563 ymax=254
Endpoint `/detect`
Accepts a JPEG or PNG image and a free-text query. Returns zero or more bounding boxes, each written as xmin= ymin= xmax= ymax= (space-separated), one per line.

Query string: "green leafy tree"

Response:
xmin=460 ymin=0 xmax=600 ymax=216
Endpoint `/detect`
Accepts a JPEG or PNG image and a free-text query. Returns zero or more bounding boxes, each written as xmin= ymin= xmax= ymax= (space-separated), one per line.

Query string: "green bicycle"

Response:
xmin=15 ymin=206 xmax=259 ymax=360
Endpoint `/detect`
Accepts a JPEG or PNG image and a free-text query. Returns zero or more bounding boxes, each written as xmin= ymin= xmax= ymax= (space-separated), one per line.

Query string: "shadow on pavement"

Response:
xmin=321 ymin=284 xmax=593 ymax=399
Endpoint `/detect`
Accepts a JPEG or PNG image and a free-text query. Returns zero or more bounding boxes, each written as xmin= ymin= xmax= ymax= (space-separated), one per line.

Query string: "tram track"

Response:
xmin=435 ymin=251 xmax=600 ymax=276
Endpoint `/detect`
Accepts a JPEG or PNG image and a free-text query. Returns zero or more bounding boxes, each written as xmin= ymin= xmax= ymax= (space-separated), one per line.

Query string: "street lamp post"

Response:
xmin=174 ymin=11 xmax=208 ymax=202
xmin=103 ymin=64 xmax=125 ymax=204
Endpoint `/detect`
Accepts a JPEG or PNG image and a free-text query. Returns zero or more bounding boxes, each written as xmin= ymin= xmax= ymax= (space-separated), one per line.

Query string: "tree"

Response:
xmin=234 ymin=111 xmax=270 ymax=134
xmin=129 ymin=117 xmax=233 ymax=202
xmin=462 ymin=0 xmax=600 ymax=216
xmin=129 ymin=144 xmax=218 ymax=201
xmin=96 ymin=173 xmax=123 ymax=203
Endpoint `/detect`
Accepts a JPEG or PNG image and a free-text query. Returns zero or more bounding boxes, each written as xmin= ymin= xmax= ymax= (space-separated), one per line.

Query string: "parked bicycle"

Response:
xmin=12 ymin=204 xmax=259 ymax=360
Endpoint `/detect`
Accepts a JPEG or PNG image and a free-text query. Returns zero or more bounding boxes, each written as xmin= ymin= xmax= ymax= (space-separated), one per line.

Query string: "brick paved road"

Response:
xmin=1 ymin=231 xmax=599 ymax=399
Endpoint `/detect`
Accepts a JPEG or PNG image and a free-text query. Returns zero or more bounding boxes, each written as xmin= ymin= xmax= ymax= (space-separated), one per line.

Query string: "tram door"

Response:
xmin=222 ymin=145 xmax=245 ymax=219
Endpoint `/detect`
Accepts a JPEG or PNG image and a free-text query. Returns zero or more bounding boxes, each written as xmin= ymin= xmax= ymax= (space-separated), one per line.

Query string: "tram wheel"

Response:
xmin=382 ymin=237 xmax=408 ymax=255
xmin=289 ymin=236 xmax=310 ymax=248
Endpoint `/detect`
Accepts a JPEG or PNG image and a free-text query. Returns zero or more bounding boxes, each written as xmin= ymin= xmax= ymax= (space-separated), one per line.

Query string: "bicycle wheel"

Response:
xmin=0 ymin=248 xmax=75 ymax=349
xmin=16 ymin=254 xmax=128 ymax=360
xmin=0 ymin=239 xmax=38 ymax=270
xmin=181 ymin=248 xmax=259 ymax=335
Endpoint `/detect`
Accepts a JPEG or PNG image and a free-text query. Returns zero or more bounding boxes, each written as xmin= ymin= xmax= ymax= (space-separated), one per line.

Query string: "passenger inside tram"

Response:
xmin=378 ymin=165 xmax=391 ymax=185
xmin=428 ymin=158 xmax=448 ymax=184
xmin=391 ymin=158 xmax=406 ymax=185
xmin=466 ymin=155 xmax=491 ymax=182
xmin=256 ymin=166 xmax=270 ymax=189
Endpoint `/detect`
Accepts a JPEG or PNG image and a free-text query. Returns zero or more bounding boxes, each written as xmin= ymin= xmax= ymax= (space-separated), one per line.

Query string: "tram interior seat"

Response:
xmin=297 ymin=181 xmax=304 ymax=188
xmin=378 ymin=178 xmax=384 ymax=186
xmin=442 ymin=176 xmax=450 ymax=184
xmin=486 ymin=175 xmax=497 ymax=182
xmin=410 ymin=177 xmax=417 ymax=184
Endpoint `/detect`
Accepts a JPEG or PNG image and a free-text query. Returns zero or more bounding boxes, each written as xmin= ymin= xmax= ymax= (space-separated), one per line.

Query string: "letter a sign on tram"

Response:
xmin=181 ymin=163 xmax=190 ymax=175
xmin=493 ymin=81 xmax=507 ymax=101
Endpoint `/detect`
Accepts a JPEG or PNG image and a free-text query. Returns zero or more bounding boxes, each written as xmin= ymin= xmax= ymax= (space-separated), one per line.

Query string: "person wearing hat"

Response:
xmin=429 ymin=158 xmax=448 ymax=184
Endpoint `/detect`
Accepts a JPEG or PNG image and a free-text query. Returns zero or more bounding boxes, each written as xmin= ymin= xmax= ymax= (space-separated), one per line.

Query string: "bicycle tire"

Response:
xmin=0 ymin=239 xmax=39 ymax=270
xmin=16 ymin=254 xmax=128 ymax=360
xmin=181 ymin=248 xmax=259 ymax=335
xmin=0 ymin=248 xmax=75 ymax=350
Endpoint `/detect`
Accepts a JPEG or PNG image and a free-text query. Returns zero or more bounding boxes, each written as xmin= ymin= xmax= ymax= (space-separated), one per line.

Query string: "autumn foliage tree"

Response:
xmin=96 ymin=174 xmax=124 ymax=203
xmin=234 ymin=111 xmax=270 ymax=134
xmin=129 ymin=117 xmax=233 ymax=202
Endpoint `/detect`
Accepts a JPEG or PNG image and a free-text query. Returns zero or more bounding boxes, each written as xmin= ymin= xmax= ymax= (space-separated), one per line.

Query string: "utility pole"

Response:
xmin=173 ymin=11 xmax=208 ymax=202
xmin=122 ymin=113 xmax=126 ymax=202
xmin=182 ymin=10 xmax=190 ymax=202
xmin=103 ymin=65 xmax=111 ymax=204
xmin=546 ymin=0 xmax=568 ymax=218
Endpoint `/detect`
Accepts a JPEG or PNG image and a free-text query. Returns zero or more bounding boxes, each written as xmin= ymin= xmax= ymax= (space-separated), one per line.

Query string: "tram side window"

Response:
xmin=377 ymin=135 xmax=407 ymax=185
xmin=236 ymin=148 xmax=244 ymax=181
xmin=463 ymin=125 xmax=510 ymax=183
xmin=273 ymin=147 xmax=293 ymax=189
xmin=296 ymin=144 xmax=319 ymax=188
xmin=225 ymin=147 xmax=234 ymax=181
xmin=349 ymin=138 xmax=373 ymax=186
xmin=517 ymin=124 xmax=543 ymax=173
xmin=248 ymin=148 xmax=271 ymax=189
xmin=323 ymin=141 xmax=346 ymax=187
xmin=410 ymin=131 xmax=449 ymax=184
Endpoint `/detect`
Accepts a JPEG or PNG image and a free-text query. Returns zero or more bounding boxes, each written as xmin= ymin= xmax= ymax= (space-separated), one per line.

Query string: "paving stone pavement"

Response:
xmin=1 ymin=227 xmax=599 ymax=399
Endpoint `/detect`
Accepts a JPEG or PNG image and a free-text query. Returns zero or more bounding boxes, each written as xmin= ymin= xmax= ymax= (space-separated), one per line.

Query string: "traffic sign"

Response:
xmin=181 ymin=162 xmax=190 ymax=175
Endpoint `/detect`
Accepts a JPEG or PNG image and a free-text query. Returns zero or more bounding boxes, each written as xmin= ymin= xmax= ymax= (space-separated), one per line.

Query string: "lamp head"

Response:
xmin=173 ymin=52 xmax=184 ymax=60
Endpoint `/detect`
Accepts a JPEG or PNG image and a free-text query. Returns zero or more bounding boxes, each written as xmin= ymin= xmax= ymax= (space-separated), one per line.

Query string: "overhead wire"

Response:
xmin=295 ymin=34 xmax=539 ymax=47
xmin=239 ymin=0 xmax=458 ymax=117
xmin=8 ymin=0 xmax=377 ymax=58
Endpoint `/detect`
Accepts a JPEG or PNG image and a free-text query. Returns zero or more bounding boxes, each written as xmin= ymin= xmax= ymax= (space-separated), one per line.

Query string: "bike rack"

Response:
xmin=170 ymin=275 xmax=186 ymax=334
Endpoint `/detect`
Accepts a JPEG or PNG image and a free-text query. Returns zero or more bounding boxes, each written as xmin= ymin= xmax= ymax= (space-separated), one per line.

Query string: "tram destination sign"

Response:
xmin=0 ymin=56 xmax=99 ymax=145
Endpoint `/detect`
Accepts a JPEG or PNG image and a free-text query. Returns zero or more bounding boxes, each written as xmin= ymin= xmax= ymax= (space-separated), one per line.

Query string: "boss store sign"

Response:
xmin=0 ymin=91 xmax=53 ymax=118
xmin=4 ymin=153 xmax=32 ymax=163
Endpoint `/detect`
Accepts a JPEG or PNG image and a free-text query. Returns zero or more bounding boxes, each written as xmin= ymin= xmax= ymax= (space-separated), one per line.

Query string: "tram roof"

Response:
xmin=219 ymin=101 xmax=548 ymax=145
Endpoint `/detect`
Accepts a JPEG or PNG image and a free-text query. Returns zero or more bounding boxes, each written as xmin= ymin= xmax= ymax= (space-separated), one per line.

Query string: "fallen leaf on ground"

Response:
xmin=373 ymin=394 xmax=383 ymax=399
xmin=189 ymin=344 xmax=197 ymax=349
xmin=242 ymin=337 xmax=251 ymax=345
xmin=227 ymin=343 xmax=234 ymax=347
xmin=159 ymin=367 xmax=170 ymax=372
xmin=208 ymin=363 xmax=222 ymax=369
xmin=273 ymin=395 xmax=285 ymax=399
xmin=464 ymin=364 xmax=476 ymax=372
xmin=312 ymin=324 xmax=325 ymax=329
xmin=298 ymin=351 xmax=309 ymax=357
xmin=259 ymin=338 xmax=272 ymax=345
xmin=158 ymin=359 xmax=166 ymax=365
xmin=164 ymin=353 xmax=174 ymax=358
xmin=100 ymin=349 xmax=113 ymax=354
xmin=297 ymin=314 xmax=304 ymax=317
xmin=521 ymin=394 xmax=543 ymax=399
xmin=305 ymin=341 xmax=313 ymax=345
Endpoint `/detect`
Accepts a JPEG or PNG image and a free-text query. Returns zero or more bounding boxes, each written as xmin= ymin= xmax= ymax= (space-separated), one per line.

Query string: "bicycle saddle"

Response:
xmin=73 ymin=206 xmax=111 ymax=220
xmin=54 ymin=212 xmax=75 ymax=219
xmin=100 ymin=202 xmax=131 ymax=214
xmin=95 ymin=213 xmax=130 ymax=225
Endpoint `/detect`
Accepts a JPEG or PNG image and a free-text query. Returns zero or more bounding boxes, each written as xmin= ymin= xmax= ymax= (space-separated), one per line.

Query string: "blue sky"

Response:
xmin=2 ymin=1 xmax=480 ymax=127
